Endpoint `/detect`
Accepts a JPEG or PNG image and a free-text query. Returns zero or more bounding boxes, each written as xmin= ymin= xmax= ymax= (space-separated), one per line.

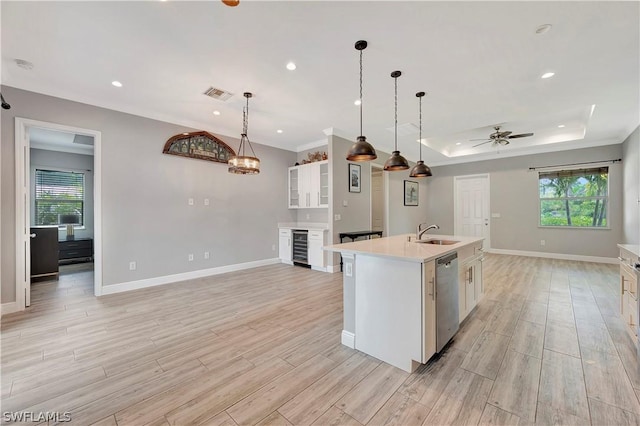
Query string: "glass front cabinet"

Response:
xmin=288 ymin=160 xmax=328 ymax=209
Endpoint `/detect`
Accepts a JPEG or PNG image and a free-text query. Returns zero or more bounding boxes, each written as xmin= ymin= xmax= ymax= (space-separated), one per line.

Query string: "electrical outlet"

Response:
xmin=343 ymin=200 xmax=348 ymax=207
xmin=334 ymin=214 xmax=341 ymax=221
xmin=540 ymin=240 xmax=546 ymax=246
xmin=204 ymin=251 xmax=210 ymax=259
xmin=129 ymin=261 xmax=136 ymax=271
xmin=204 ymin=198 xmax=210 ymax=206
xmin=345 ymin=262 xmax=353 ymax=277
xmin=188 ymin=198 xmax=194 ymax=206
xmin=188 ymin=254 xmax=194 ymax=261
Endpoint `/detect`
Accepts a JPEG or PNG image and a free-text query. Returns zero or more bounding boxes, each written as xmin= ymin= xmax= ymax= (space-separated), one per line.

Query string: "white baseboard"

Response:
xmin=487 ymin=248 xmax=618 ymax=265
xmin=281 ymin=259 xmax=294 ymax=265
xmin=1 ymin=302 xmax=20 ymax=316
xmin=102 ymin=258 xmax=281 ymax=296
xmin=341 ymin=330 xmax=355 ymax=348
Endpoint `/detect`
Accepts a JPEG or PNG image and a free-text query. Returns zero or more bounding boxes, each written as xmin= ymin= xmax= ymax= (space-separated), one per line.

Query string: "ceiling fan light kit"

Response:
xmin=471 ymin=125 xmax=534 ymax=148
xmin=346 ymin=40 xmax=378 ymax=162
xmin=383 ymin=70 xmax=409 ymax=171
xmin=410 ymin=92 xmax=432 ymax=178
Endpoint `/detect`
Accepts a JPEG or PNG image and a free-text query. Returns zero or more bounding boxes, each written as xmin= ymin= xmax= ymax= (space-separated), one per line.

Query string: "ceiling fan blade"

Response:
xmin=508 ymin=133 xmax=534 ymax=139
xmin=497 ymin=131 xmax=512 ymax=137
xmin=473 ymin=140 xmax=493 ymax=148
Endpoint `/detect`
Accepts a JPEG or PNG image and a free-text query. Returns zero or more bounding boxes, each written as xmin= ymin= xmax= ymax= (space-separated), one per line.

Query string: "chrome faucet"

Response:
xmin=417 ymin=223 xmax=439 ymax=240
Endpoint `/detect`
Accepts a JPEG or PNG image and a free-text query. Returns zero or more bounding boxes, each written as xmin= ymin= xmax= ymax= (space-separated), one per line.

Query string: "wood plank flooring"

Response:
xmin=1 ymin=255 xmax=639 ymax=425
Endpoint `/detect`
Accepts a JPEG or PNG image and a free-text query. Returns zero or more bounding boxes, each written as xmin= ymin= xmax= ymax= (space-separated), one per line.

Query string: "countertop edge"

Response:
xmin=618 ymin=244 xmax=640 ymax=258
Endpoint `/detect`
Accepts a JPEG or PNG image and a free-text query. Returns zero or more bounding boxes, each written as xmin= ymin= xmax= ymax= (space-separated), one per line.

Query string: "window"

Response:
xmin=539 ymin=167 xmax=608 ymax=228
xmin=35 ymin=169 xmax=84 ymax=226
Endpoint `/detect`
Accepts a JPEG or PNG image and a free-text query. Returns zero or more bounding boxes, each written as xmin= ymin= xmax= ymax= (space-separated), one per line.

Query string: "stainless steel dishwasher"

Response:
xmin=435 ymin=252 xmax=459 ymax=352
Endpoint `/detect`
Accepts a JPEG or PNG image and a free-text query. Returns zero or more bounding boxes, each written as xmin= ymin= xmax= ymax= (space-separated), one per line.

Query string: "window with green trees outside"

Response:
xmin=538 ymin=167 xmax=608 ymax=228
xmin=35 ymin=169 xmax=84 ymax=226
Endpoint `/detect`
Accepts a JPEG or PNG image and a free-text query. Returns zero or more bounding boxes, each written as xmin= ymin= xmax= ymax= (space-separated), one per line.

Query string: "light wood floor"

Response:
xmin=1 ymin=255 xmax=639 ymax=425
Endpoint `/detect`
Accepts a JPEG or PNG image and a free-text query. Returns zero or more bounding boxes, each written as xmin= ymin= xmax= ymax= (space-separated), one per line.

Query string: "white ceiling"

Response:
xmin=2 ymin=1 xmax=638 ymax=166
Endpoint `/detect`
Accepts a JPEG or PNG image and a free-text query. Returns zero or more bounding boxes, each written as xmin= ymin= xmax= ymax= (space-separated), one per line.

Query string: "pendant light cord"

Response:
xmin=241 ymin=94 xmax=257 ymax=158
xmin=394 ymin=75 xmax=398 ymax=151
xmin=359 ymin=48 xmax=363 ymax=137
xmin=418 ymin=94 xmax=423 ymax=161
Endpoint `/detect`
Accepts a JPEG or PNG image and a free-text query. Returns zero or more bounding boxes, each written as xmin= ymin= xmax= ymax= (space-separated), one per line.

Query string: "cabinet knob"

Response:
xmin=29 ymin=233 xmax=36 ymax=238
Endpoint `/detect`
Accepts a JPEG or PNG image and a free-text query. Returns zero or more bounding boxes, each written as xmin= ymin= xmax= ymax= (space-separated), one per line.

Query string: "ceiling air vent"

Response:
xmin=203 ymin=86 xmax=234 ymax=101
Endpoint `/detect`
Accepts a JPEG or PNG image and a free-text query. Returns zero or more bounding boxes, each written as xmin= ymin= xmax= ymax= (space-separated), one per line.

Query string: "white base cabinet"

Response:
xmin=308 ymin=230 xmax=326 ymax=271
xmin=458 ymin=241 xmax=484 ymax=323
xmin=619 ymin=246 xmax=639 ymax=342
xmin=278 ymin=229 xmax=292 ymax=264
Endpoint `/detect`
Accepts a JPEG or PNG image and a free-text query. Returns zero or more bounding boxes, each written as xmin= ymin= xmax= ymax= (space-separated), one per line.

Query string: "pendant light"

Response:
xmin=409 ymin=91 xmax=433 ymax=177
xmin=228 ymin=92 xmax=260 ymax=174
xmin=383 ymin=71 xmax=409 ymax=171
xmin=346 ymin=40 xmax=377 ymax=162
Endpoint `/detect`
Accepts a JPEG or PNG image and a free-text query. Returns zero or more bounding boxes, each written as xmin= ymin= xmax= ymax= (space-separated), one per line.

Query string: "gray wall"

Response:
xmin=30 ymin=148 xmax=95 ymax=241
xmin=622 ymin=126 xmax=639 ymax=244
xmin=1 ymin=85 xmax=296 ymax=304
xmin=328 ymin=134 xmax=428 ymax=265
xmin=425 ymin=144 xmax=624 ymax=258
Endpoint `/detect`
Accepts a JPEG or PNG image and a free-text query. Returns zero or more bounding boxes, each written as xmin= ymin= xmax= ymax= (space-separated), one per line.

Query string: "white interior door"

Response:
xmin=16 ymin=124 xmax=31 ymax=307
xmin=455 ymin=174 xmax=490 ymax=248
xmin=371 ymin=167 xmax=384 ymax=233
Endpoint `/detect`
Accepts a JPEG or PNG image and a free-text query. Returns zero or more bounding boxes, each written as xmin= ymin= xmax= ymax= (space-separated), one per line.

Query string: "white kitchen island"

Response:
xmin=324 ymin=234 xmax=484 ymax=373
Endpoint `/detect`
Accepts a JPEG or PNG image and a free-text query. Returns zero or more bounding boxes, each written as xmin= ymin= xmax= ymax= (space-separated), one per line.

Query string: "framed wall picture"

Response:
xmin=404 ymin=180 xmax=419 ymax=206
xmin=349 ymin=164 xmax=361 ymax=193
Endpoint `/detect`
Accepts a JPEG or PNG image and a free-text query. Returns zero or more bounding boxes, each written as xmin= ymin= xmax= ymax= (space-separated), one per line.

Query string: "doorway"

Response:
xmin=370 ymin=164 xmax=387 ymax=235
xmin=454 ymin=174 xmax=490 ymax=248
xmin=15 ymin=118 xmax=102 ymax=310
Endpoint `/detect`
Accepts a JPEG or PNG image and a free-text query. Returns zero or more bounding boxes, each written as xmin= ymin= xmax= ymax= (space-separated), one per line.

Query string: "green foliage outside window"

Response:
xmin=539 ymin=168 xmax=608 ymax=228
xmin=35 ymin=169 xmax=84 ymax=226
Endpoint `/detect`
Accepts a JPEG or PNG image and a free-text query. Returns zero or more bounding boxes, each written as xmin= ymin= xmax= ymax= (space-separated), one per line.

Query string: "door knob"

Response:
xmin=29 ymin=233 xmax=36 ymax=238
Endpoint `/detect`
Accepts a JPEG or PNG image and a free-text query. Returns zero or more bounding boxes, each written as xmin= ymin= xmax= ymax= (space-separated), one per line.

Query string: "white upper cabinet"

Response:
xmin=288 ymin=161 xmax=328 ymax=209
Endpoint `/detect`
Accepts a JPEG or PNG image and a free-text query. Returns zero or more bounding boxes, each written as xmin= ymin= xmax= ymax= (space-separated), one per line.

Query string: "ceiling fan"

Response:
xmin=471 ymin=125 xmax=534 ymax=148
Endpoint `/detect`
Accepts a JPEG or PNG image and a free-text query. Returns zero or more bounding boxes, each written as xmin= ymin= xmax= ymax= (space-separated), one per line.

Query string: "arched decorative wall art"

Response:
xmin=162 ymin=131 xmax=236 ymax=164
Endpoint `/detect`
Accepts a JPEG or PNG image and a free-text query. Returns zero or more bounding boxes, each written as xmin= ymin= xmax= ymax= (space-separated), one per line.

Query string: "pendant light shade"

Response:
xmin=228 ymin=92 xmax=260 ymax=175
xmin=346 ymin=40 xmax=377 ymax=162
xmin=409 ymin=92 xmax=433 ymax=178
xmin=384 ymin=71 xmax=409 ymax=171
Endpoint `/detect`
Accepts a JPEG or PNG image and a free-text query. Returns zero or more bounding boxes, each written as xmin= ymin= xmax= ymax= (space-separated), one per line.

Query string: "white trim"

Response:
xmin=101 ymin=258 xmax=280 ymax=295
xmin=1 ymin=302 xmax=20 ymax=317
xmin=14 ymin=118 xmax=103 ymax=310
xmin=487 ymin=248 xmax=618 ymax=264
xmin=311 ymin=266 xmax=327 ymax=272
xmin=341 ymin=330 xmax=355 ymax=348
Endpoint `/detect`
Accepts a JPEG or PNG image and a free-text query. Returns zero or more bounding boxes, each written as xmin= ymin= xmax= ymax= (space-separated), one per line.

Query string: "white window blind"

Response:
xmin=35 ymin=169 xmax=84 ymax=226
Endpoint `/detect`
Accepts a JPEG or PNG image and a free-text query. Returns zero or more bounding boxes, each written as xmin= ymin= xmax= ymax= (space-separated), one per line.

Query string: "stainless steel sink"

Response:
xmin=415 ymin=239 xmax=459 ymax=245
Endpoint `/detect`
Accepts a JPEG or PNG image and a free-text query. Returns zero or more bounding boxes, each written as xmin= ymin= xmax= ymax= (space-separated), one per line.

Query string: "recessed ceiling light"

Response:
xmin=541 ymin=72 xmax=555 ymax=79
xmin=277 ymin=129 xmax=283 ymax=134
xmin=286 ymin=62 xmax=296 ymax=71
xmin=558 ymin=124 xmax=565 ymax=128
xmin=354 ymin=100 xmax=361 ymax=106
xmin=213 ymin=110 xmax=221 ymax=116
xmin=535 ymin=24 xmax=552 ymax=34
xmin=456 ymin=142 xmax=462 ymax=146
xmin=111 ymin=81 xmax=123 ymax=87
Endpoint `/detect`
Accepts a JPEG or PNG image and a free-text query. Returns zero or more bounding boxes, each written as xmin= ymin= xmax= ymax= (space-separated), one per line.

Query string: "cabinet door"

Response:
xmin=423 ymin=260 xmax=436 ymax=362
xmin=308 ymin=232 xmax=324 ymax=267
xmin=465 ymin=265 xmax=476 ymax=312
xmin=458 ymin=268 xmax=467 ymax=322
xmin=288 ymin=167 xmax=300 ymax=208
xmin=319 ymin=162 xmax=329 ymax=207
xmin=307 ymin=163 xmax=319 ymax=208
xmin=278 ymin=229 xmax=292 ymax=261
xmin=474 ymin=258 xmax=484 ymax=303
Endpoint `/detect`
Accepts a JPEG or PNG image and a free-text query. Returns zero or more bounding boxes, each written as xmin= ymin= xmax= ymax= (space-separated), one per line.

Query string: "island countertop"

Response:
xmin=324 ymin=233 xmax=484 ymax=263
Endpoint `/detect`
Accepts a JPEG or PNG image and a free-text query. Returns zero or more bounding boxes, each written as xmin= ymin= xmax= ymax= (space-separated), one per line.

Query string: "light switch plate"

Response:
xmin=334 ymin=214 xmax=341 ymax=221
xmin=343 ymin=200 xmax=348 ymax=207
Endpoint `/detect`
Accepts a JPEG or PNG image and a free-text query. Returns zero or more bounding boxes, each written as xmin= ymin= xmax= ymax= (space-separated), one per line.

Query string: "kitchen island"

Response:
xmin=324 ymin=234 xmax=484 ymax=372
